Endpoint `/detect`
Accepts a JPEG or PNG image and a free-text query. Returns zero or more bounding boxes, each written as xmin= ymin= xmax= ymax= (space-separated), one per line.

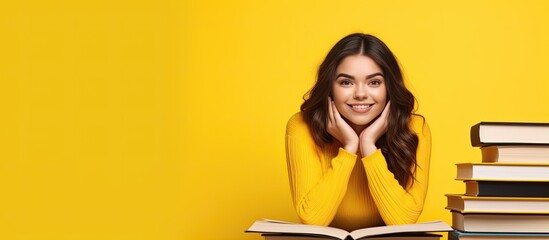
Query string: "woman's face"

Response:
xmin=332 ymin=55 xmax=387 ymax=131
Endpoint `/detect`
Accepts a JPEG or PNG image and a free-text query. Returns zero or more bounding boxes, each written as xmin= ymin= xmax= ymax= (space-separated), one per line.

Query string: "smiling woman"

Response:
xmin=285 ymin=33 xmax=431 ymax=231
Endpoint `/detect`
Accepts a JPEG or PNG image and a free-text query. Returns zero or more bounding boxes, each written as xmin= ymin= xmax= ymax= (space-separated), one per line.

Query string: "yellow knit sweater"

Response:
xmin=285 ymin=112 xmax=431 ymax=231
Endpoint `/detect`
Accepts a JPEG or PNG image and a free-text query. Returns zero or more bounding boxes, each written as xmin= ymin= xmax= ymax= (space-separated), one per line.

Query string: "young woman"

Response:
xmin=285 ymin=33 xmax=431 ymax=231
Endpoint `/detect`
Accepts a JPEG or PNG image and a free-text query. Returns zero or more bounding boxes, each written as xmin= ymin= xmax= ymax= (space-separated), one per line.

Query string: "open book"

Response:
xmin=246 ymin=219 xmax=452 ymax=240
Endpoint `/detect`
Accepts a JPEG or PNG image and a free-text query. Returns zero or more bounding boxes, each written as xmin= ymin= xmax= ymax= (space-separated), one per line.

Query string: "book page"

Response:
xmin=349 ymin=221 xmax=452 ymax=239
xmin=247 ymin=220 xmax=350 ymax=239
xmin=247 ymin=220 xmax=452 ymax=240
xmin=263 ymin=219 xmax=296 ymax=224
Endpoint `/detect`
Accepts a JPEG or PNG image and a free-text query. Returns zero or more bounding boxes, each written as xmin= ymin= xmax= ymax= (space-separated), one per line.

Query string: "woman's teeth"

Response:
xmin=352 ymin=105 xmax=371 ymax=109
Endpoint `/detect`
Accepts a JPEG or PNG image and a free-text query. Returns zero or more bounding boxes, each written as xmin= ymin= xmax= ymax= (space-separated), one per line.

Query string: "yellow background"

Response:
xmin=1 ymin=0 xmax=548 ymax=239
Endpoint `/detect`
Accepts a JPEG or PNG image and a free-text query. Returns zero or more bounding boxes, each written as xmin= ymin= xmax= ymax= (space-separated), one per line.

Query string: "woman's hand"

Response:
xmin=359 ymin=101 xmax=391 ymax=157
xmin=327 ymin=97 xmax=359 ymax=154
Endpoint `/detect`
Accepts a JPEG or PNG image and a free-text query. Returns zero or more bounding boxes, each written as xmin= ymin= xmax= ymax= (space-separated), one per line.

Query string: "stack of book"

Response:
xmin=446 ymin=122 xmax=549 ymax=240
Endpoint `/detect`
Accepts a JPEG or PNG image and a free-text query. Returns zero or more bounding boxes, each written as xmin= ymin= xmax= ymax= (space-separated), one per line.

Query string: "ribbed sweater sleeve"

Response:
xmin=361 ymin=116 xmax=431 ymax=225
xmin=285 ymin=113 xmax=357 ymax=226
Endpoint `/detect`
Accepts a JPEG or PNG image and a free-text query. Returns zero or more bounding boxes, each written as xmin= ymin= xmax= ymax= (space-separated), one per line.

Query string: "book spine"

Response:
xmin=448 ymin=231 xmax=459 ymax=240
xmin=470 ymin=123 xmax=483 ymax=147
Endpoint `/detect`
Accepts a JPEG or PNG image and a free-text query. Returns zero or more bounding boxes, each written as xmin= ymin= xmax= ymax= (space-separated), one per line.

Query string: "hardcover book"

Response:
xmin=481 ymin=145 xmax=549 ymax=163
xmin=445 ymin=194 xmax=549 ymax=213
xmin=464 ymin=180 xmax=549 ymax=197
xmin=470 ymin=122 xmax=549 ymax=147
xmin=455 ymin=163 xmax=549 ymax=181
xmin=451 ymin=211 xmax=549 ymax=233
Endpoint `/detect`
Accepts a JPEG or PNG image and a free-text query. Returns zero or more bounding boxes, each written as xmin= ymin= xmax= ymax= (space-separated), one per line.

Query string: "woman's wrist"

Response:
xmin=343 ymin=141 xmax=359 ymax=154
xmin=360 ymin=142 xmax=378 ymax=157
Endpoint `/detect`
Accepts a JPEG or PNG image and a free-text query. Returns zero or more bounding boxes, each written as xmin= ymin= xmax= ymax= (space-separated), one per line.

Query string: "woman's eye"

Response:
xmin=339 ymin=80 xmax=352 ymax=86
xmin=369 ymin=80 xmax=382 ymax=86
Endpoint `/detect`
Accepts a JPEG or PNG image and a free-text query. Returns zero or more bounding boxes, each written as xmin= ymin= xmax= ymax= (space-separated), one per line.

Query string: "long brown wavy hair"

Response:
xmin=300 ymin=33 xmax=420 ymax=189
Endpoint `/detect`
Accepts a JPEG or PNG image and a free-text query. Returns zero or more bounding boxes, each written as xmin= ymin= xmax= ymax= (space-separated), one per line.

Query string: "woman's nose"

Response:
xmin=353 ymin=85 xmax=367 ymax=100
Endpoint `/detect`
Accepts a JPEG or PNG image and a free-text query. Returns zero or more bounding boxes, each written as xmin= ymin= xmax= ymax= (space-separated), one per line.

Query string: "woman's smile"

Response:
xmin=349 ymin=103 xmax=374 ymax=113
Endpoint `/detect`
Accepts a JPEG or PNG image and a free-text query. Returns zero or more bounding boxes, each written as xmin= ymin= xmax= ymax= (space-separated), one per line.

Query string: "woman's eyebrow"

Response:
xmin=336 ymin=72 xmax=384 ymax=79
xmin=366 ymin=72 xmax=384 ymax=79
xmin=336 ymin=73 xmax=354 ymax=79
